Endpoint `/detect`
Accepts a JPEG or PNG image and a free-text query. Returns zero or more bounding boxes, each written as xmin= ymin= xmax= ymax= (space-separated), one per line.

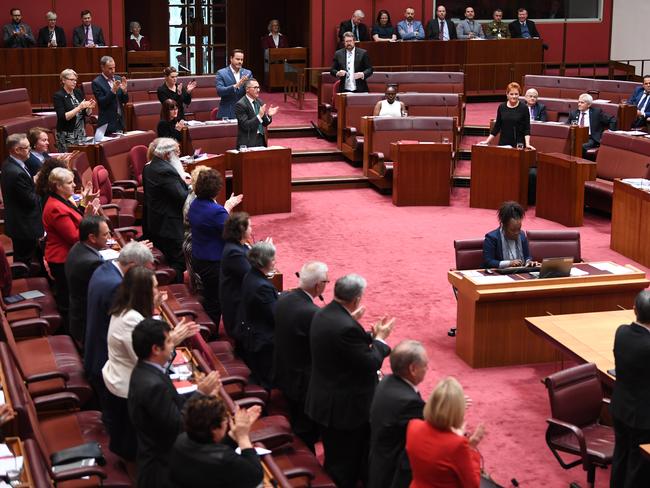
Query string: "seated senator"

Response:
xmin=371 ymin=10 xmax=396 ymax=42
xmin=483 ymin=201 xmax=534 ymax=269
xmin=157 ymin=99 xmax=186 ymax=143
xmin=373 ymin=85 xmax=405 ymax=116
xmin=127 ymin=21 xmax=150 ymax=51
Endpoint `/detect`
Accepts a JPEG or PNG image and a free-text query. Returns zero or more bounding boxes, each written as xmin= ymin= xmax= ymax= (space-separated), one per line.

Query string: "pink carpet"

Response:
xmin=251 ymin=187 xmax=642 ymax=487
xmin=464 ymin=102 xmax=500 ymax=127
xmin=261 ymin=90 xmax=318 ymax=127
xmin=271 ymin=137 xmax=338 ymax=152
xmin=292 ymin=161 xmax=362 ymax=178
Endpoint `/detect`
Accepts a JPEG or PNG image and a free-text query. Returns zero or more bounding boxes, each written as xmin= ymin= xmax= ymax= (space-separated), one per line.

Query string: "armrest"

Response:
xmin=113 ymin=226 xmax=140 ymax=238
xmin=10 ymin=318 xmax=49 ymax=337
xmin=546 ymin=417 xmax=587 ymax=463
xmin=33 ymin=391 xmax=81 ymax=412
xmin=283 ymin=467 xmax=316 ymax=481
xmin=220 ymin=375 xmax=248 ymax=386
xmin=10 ymin=262 xmax=30 ymax=279
xmin=6 ymin=301 xmax=43 ymax=313
xmin=112 ymin=179 xmax=139 ymax=189
xmin=369 ymin=151 xmax=386 ymax=175
xmin=343 ymin=126 xmax=357 ymax=138
xmin=52 ymin=466 xmax=107 ymax=483
xmin=235 ymin=397 xmax=266 ymax=410
xmin=101 ymin=203 xmax=121 ymax=212
xmin=110 ymin=186 xmax=127 ymax=199
xmin=173 ymin=309 xmax=198 ymax=319
xmin=25 ymin=370 xmax=70 ymax=383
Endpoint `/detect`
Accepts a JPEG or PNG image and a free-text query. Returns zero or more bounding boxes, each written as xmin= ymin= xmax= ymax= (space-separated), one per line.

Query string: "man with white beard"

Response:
xmin=142 ymin=137 xmax=189 ymax=283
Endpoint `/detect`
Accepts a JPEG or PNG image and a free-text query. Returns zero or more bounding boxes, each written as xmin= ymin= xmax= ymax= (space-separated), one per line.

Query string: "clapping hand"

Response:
xmin=336 ymin=69 xmax=347 ymax=78
xmin=237 ymin=75 xmax=249 ymax=89
xmin=372 ymin=315 xmax=396 ymax=341
xmin=0 ymin=404 xmax=16 ymax=426
xmin=170 ymin=317 xmax=201 ymax=345
xmin=175 ymin=119 xmax=187 ymax=131
xmin=176 ymin=81 xmax=184 ymax=95
xmin=186 ymin=80 xmax=197 ymax=93
xmin=120 ymin=77 xmax=128 ymax=92
xmin=224 ymin=192 xmax=243 ymax=212
xmin=258 ymin=103 xmax=267 ymax=118
xmin=197 ymin=370 xmax=222 ymax=396
xmin=267 ymin=105 xmax=279 ymax=117
xmin=352 ymin=305 xmax=366 ymax=321
xmin=468 ymin=424 xmax=486 ymax=448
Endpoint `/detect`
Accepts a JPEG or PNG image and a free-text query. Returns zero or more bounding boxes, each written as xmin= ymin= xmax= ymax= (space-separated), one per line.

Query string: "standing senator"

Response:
xmin=567 ymin=93 xmax=616 ymax=158
xmin=628 ymin=75 xmax=650 ymax=128
xmin=331 ymin=31 xmax=373 ymax=94
xmin=305 ymin=274 xmax=395 ymax=488
xmin=216 ymin=49 xmax=253 ymax=120
xmin=2 ymin=8 xmax=34 ymax=48
xmin=72 ymin=10 xmax=105 ymax=47
xmin=92 ymin=56 xmax=129 ymax=133
xmin=235 ymin=78 xmax=277 ymax=149
xmin=37 ymin=11 xmax=66 ymax=47
xmin=610 ymin=290 xmax=650 ymax=488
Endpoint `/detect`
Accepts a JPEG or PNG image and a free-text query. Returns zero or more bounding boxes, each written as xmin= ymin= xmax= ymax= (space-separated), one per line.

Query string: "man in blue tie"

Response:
xmin=628 ymin=75 xmax=650 ymax=128
xmin=509 ymin=8 xmax=540 ymax=39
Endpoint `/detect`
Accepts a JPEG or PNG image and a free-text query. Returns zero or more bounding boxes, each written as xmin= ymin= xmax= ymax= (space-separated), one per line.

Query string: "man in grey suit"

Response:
xmin=216 ymin=49 xmax=253 ymax=119
xmin=234 ymin=78 xmax=277 ymax=149
xmin=72 ymin=10 xmax=105 ymax=47
xmin=2 ymin=9 xmax=35 ymax=48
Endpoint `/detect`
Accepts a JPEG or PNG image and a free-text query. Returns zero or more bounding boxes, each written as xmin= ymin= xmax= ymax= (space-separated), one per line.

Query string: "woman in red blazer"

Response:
xmin=405 ymin=377 xmax=486 ymax=488
xmin=42 ymin=166 xmax=97 ymax=327
xmin=260 ymin=19 xmax=289 ymax=49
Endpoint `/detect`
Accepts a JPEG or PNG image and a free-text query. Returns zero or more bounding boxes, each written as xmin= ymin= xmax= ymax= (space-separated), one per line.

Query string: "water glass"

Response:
xmin=516 ymin=143 xmax=525 ymax=150
xmin=239 ymin=145 xmax=248 ymax=152
xmin=442 ymin=137 xmax=450 ymax=144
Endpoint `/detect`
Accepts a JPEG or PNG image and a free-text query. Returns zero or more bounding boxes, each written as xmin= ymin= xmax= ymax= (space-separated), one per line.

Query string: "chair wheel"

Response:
xmin=448 ymin=327 xmax=456 ymax=337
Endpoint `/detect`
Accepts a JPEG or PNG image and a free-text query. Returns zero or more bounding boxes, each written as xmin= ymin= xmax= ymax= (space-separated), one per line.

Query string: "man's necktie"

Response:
xmin=85 ymin=26 xmax=89 ymax=45
xmin=638 ymin=93 xmax=649 ymax=113
xmin=407 ymin=22 xmax=413 ymax=33
xmin=354 ymin=25 xmax=359 ymax=41
xmin=253 ymin=100 xmax=264 ymax=136
xmin=50 ymin=30 xmax=56 ymax=46
xmin=579 ymin=112 xmax=585 ymax=127
xmin=439 ymin=21 xmax=444 ymax=40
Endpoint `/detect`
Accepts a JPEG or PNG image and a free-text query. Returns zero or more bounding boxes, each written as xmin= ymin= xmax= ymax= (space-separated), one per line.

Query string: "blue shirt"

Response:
xmin=188 ymin=198 xmax=228 ymax=261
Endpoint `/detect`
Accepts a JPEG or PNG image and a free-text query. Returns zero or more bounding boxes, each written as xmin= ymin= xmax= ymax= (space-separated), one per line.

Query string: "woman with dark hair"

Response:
xmin=372 ymin=10 xmax=397 ymax=41
xmin=25 ymin=127 xmax=50 ymax=177
xmin=157 ymin=66 xmax=196 ymax=120
xmin=102 ymin=265 xmax=197 ymax=460
xmin=483 ymin=200 xmax=537 ymax=269
xmin=35 ymin=158 xmax=67 ymax=202
xmin=169 ymin=394 xmax=263 ymax=488
xmin=53 ymin=68 xmax=95 ymax=152
xmin=157 ymin=99 xmax=185 ymax=142
xmin=239 ymin=241 xmax=278 ymax=390
xmin=219 ymin=211 xmax=253 ymax=338
xmin=188 ymin=169 xmax=242 ymax=333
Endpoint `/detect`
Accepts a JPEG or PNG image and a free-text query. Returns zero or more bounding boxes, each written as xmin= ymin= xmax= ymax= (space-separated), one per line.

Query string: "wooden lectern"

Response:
xmin=226 ymin=147 xmax=291 ymax=216
xmin=536 ymin=152 xmax=596 ymax=227
xmin=391 ymin=142 xmax=451 ymax=206
xmin=611 ymin=179 xmax=650 ymax=268
xmin=470 ymin=145 xmax=536 ymax=209
xmin=264 ymin=47 xmax=307 ymax=90
xmin=127 ymin=50 xmax=168 ymax=76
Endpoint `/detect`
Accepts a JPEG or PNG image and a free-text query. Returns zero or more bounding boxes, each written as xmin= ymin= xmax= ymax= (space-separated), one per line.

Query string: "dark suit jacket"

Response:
xmin=169 ymin=433 xmax=263 ymax=488
xmin=368 ymin=374 xmax=425 ymax=488
xmin=508 ymin=19 xmax=540 ymax=38
xmin=239 ymin=267 xmax=278 ymax=352
xmin=0 ymin=157 xmax=43 ymax=241
xmin=65 ymin=242 xmax=103 ymax=344
xmin=83 ymin=261 xmax=122 ymax=380
xmin=157 ymin=119 xmax=182 ymax=142
xmin=611 ymin=322 xmax=650 ymax=429
xmin=338 ymin=20 xmax=370 ymax=43
xmin=24 ymin=152 xmax=46 ymax=177
xmin=261 ymin=33 xmax=289 ymax=49
xmin=330 ymin=47 xmax=373 ymax=93
xmin=483 ymin=228 xmax=531 ymax=268
xmin=157 ymin=84 xmax=192 ymax=120
xmin=128 ymin=361 xmax=185 ymax=488
xmin=425 ymin=19 xmax=457 ymax=40
xmin=91 ymin=74 xmax=129 ymax=133
xmin=305 ymin=300 xmax=391 ymax=430
xmin=215 ymin=66 xmax=253 ymax=119
xmin=628 ymin=86 xmax=650 ymax=125
xmin=273 ymin=289 xmax=319 ymax=402
xmin=235 ymin=96 xmax=272 ymax=148
xmin=37 ymin=26 xmax=66 ymax=47
xmin=142 ymin=156 xmax=189 ymax=244
xmin=530 ymin=102 xmax=548 ymax=122
xmin=567 ymin=107 xmax=616 ymax=144
xmin=53 ymin=88 xmax=88 ymax=133
xmin=72 ymin=25 xmax=105 ymax=47
xmin=219 ymin=241 xmax=251 ymax=337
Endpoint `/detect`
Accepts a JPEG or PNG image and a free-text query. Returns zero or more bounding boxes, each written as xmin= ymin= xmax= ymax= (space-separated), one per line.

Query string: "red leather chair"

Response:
xmin=128 ymin=145 xmax=148 ymax=205
xmin=543 ymin=363 xmax=615 ymax=488
xmin=92 ymin=165 xmax=138 ymax=228
xmin=210 ymin=107 xmax=219 ymax=120
xmin=526 ymin=230 xmax=581 ymax=263
xmin=454 ymin=238 xmax=486 ymax=270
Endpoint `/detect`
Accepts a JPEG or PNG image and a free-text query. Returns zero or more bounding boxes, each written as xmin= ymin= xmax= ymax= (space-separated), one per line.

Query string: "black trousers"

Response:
xmin=153 ymin=237 xmax=185 ymax=283
xmin=102 ymin=388 xmax=137 ymax=461
xmin=49 ymin=262 xmax=69 ymax=332
xmin=286 ymin=394 xmax=320 ymax=452
xmin=11 ymin=237 xmax=39 ymax=270
xmin=582 ymin=138 xmax=599 ymax=159
xmin=193 ymin=258 xmax=221 ymax=333
xmin=243 ymin=343 xmax=274 ymax=391
xmin=321 ymin=422 xmax=370 ymax=488
xmin=611 ymin=417 xmax=650 ymax=488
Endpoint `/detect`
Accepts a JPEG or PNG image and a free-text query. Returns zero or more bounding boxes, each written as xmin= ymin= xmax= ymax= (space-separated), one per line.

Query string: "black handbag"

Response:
xmin=50 ymin=442 xmax=106 ymax=467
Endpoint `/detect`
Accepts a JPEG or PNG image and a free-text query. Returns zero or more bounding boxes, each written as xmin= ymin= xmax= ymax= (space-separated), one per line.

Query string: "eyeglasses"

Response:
xmin=65 ymin=77 xmax=78 ymax=81
xmin=16 ymin=145 xmax=30 ymax=150
xmin=250 ymin=86 xmax=261 ymax=90
xmin=320 ymin=280 xmax=330 ymax=284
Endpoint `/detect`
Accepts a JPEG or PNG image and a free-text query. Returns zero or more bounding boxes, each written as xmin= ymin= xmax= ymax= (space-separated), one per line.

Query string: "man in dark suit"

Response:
xmin=128 ymin=318 xmax=220 ymax=488
xmin=610 ymin=290 xmax=650 ymax=487
xmin=509 ymin=8 xmax=540 ymax=39
xmin=84 ymin=242 xmax=154 ymax=394
xmin=273 ymin=261 xmax=329 ymax=451
xmin=331 ymin=31 xmax=373 ymax=94
xmin=0 ymin=133 xmax=43 ymax=267
xmin=2 ymin=8 xmax=35 ymax=48
xmin=525 ymin=88 xmax=548 ymax=122
xmin=425 ymin=5 xmax=457 ymax=40
xmin=72 ymin=10 xmax=105 ymax=47
xmin=627 ymin=75 xmax=650 ymax=128
xmin=567 ymin=93 xmax=616 ymax=158
xmin=92 ymin=56 xmax=128 ymax=133
xmin=338 ymin=10 xmax=370 ymax=45
xmin=142 ymin=138 xmax=188 ymax=282
xmin=215 ymin=49 xmax=253 ymax=119
xmin=65 ymin=216 xmax=110 ymax=346
xmin=234 ymin=78 xmax=277 ymax=149
xmin=305 ymin=274 xmax=395 ymax=488
xmin=37 ymin=11 xmax=66 ymax=47
xmin=368 ymin=340 xmax=427 ymax=488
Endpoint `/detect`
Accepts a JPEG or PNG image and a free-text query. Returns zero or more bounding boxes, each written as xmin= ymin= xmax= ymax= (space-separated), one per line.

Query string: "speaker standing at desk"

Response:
xmin=234 ymin=78 xmax=278 ymax=149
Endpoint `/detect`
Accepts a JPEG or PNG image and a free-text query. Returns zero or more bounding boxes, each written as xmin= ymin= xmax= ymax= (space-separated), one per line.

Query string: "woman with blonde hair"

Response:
xmin=405 ymin=377 xmax=485 ymax=488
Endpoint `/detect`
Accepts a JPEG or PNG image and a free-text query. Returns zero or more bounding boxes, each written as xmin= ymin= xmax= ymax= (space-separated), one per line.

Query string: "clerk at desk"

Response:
xmin=483 ymin=201 xmax=533 ymax=269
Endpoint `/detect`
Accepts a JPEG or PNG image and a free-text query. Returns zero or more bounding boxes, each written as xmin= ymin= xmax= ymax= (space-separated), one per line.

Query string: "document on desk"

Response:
xmin=590 ymin=262 xmax=634 ymax=274
xmin=569 ymin=267 xmax=589 ymax=276
xmin=459 ymin=270 xmax=483 ymax=277
xmin=471 ymin=274 xmax=515 ymax=284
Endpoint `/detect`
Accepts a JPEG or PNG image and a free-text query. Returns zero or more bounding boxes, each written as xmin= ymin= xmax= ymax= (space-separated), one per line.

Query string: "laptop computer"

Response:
xmin=538 ymin=257 xmax=574 ymax=278
xmin=93 ymin=123 xmax=109 ymax=143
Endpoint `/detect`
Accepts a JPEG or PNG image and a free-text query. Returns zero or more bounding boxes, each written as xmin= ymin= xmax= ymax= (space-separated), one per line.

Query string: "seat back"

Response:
xmin=181 ymin=74 xmax=218 ymax=98
xmin=526 ymin=230 xmax=581 ymax=262
xmin=70 ymin=151 xmax=92 ymax=187
xmin=125 ymin=77 xmax=162 ymax=102
xmin=92 ymin=165 xmax=113 ymax=204
xmin=186 ymin=123 xmax=237 ymax=156
xmin=318 ymin=72 xmax=338 ymax=108
xmin=0 ymin=89 xmax=32 ymax=119
xmin=367 ymin=116 xmax=456 ymax=158
xmin=526 ymin=75 xmax=638 ymax=103
xmin=128 ymin=145 xmax=149 ymax=185
xmin=530 ymin=121 xmax=572 ymax=155
xmin=366 ymin=72 xmax=465 ymax=95
xmin=595 ymin=132 xmax=650 ymax=182
xmin=99 ymin=131 xmax=157 ymax=181
xmin=454 ymin=238 xmax=485 ymax=270
xmin=543 ymin=363 xmax=603 ymax=428
xmin=185 ymin=97 xmax=220 ymax=122
xmin=130 ymin=101 xmax=161 ymax=131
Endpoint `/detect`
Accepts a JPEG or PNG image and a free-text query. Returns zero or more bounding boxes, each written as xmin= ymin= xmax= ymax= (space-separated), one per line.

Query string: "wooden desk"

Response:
xmin=611 ymin=179 xmax=650 ymax=268
xmin=226 ymin=147 xmax=292 ymax=216
xmin=391 ymin=142 xmax=451 ymax=206
xmin=470 ymin=145 xmax=535 ymax=210
xmin=264 ymin=47 xmax=307 ymax=91
xmin=448 ymin=263 xmax=648 ymax=368
xmin=127 ymin=50 xmax=168 ymax=77
xmin=5 ymin=437 xmax=35 ymax=487
xmin=536 ymin=152 xmax=597 ymax=227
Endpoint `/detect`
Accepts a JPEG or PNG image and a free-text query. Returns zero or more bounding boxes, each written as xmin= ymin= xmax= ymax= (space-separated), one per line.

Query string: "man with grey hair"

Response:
xmin=1 ymin=133 xmax=44 ymax=268
xmin=338 ymin=9 xmax=369 ymax=45
xmin=37 ymin=11 xmax=66 ymax=47
xmin=306 ymin=273 xmax=395 ymax=488
xmin=273 ymin=261 xmax=329 ymax=451
xmin=84 ymin=241 xmax=154 ymax=392
xmin=567 ymin=93 xmax=616 ymax=158
xmin=91 ymin=55 xmax=128 ymax=133
xmin=142 ymin=137 xmax=188 ymax=282
xmin=369 ymin=340 xmax=428 ymax=488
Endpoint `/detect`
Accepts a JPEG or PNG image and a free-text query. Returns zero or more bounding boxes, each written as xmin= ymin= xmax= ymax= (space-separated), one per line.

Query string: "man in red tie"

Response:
xmin=72 ymin=10 xmax=105 ymax=47
xmin=567 ymin=93 xmax=616 ymax=158
xmin=425 ymin=5 xmax=457 ymax=41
